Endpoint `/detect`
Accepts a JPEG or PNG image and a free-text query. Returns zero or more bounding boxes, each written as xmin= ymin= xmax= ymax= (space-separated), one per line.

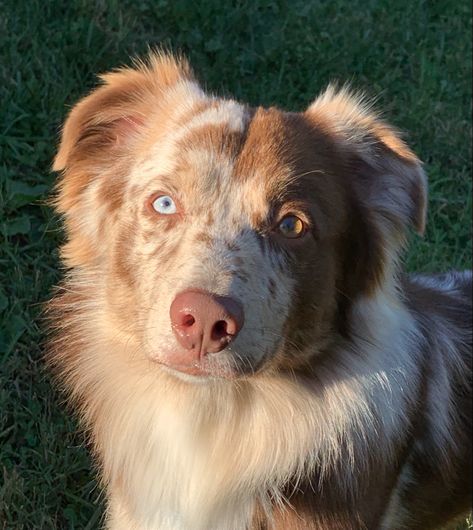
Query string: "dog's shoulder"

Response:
xmin=394 ymin=271 xmax=472 ymax=528
xmin=403 ymin=270 xmax=472 ymax=336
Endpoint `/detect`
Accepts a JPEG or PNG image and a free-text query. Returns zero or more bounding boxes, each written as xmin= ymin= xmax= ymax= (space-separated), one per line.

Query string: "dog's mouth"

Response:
xmin=155 ymin=355 xmax=241 ymax=380
xmin=151 ymin=335 xmax=284 ymax=381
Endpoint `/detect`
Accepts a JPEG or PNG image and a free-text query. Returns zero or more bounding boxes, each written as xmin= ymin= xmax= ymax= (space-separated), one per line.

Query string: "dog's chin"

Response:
xmin=154 ymin=356 xmax=241 ymax=382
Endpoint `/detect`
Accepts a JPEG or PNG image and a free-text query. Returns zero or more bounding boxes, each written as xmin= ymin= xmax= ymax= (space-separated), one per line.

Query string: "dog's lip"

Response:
xmin=155 ymin=358 xmax=238 ymax=380
xmin=160 ymin=361 xmax=209 ymax=376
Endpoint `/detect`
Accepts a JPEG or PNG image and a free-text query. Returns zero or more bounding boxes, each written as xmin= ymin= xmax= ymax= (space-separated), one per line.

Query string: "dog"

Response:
xmin=47 ymin=52 xmax=472 ymax=529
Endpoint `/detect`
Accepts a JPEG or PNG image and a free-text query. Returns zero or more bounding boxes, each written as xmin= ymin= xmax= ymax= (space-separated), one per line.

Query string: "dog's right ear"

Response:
xmin=52 ymin=53 xmax=199 ymax=268
xmin=53 ymin=52 xmax=196 ymax=172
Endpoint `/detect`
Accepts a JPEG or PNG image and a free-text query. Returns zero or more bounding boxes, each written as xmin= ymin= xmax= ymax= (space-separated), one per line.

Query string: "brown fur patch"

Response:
xmin=49 ymin=52 xmax=471 ymax=530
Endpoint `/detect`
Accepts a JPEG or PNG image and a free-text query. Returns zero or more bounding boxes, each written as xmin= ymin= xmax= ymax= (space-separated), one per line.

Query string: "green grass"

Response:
xmin=0 ymin=0 xmax=471 ymax=528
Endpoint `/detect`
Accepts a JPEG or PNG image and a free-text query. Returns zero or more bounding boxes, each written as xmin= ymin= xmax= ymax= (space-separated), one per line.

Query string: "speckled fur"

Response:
xmin=47 ymin=53 xmax=472 ymax=529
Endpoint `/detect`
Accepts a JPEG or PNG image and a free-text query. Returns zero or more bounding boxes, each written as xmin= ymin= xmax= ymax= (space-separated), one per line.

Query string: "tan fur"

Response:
xmin=48 ymin=53 xmax=471 ymax=529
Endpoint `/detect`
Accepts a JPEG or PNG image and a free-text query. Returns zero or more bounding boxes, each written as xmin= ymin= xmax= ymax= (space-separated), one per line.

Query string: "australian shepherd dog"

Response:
xmin=47 ymin=53 xmax=472 ymax=529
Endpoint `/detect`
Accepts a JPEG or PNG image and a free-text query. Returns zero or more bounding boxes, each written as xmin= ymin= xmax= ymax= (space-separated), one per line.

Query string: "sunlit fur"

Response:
xmin=47 ymin=52 xmax=472 ymax=529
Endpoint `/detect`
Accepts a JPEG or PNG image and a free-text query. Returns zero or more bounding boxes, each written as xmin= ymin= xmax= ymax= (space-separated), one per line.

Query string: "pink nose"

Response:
xmin=170 ymin=290 xmax=244 ymax=357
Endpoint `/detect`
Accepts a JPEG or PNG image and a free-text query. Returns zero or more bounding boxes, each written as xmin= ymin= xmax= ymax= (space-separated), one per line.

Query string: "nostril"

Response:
xmin=212 ymin=320 xmax=229 ymax=341
xmin=181 ymin=314 xmax=196 ymax=328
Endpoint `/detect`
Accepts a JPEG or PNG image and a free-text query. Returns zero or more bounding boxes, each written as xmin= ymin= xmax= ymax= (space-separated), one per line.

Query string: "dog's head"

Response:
xmin=53 ymin=53 xmax=426 ymax=379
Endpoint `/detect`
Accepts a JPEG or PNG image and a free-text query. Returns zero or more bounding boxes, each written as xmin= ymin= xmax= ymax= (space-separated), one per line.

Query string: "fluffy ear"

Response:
xmin=53 ymin=52 xmax=195 ymax=172
xmin=52 ymin=52 xmax=197 ymax=268
xmin=305 ymin=86 xmax=427 ymax=302
xmin=306 ymin=85 xmax=427 ymax=239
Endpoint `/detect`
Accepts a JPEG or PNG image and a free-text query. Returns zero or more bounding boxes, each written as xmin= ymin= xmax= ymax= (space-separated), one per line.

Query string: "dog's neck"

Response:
xmin=83 ymin=284 xmax=422 ymax=529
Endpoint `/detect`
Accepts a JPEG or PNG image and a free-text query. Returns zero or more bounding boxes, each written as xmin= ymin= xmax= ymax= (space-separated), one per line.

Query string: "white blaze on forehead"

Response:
xmin=131 ymin=98 xmax=248 ymax=182
xmin=183 ymin=99 xmax=247 ymax=133
xmin=168 ymin=98 xmax=248 ymax=155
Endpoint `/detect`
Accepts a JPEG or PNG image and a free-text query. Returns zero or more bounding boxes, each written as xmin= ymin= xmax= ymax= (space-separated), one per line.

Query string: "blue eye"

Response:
xmin=151 ymin=195 xmax=177 ymax=215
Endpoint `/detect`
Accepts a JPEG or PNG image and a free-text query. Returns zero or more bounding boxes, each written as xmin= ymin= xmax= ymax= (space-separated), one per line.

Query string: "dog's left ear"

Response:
xmin=305 ymin=86 xmax=427 ymax=239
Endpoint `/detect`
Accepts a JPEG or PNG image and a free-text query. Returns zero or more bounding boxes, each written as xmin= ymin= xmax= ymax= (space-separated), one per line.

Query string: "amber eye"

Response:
xmin=277 ymin=215 xmax=305 ymax=238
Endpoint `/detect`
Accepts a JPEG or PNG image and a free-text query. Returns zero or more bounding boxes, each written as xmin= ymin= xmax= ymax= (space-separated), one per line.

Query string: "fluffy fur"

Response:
xmin=47 ymin=52 xmax=472 ymax=529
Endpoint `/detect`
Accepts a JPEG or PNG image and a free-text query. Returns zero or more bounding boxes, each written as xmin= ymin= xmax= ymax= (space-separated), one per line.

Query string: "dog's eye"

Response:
xmin=151 ymin=195 xmax=177 ymax=215
xmin=277 ymin=215 xmax=305 ymax=238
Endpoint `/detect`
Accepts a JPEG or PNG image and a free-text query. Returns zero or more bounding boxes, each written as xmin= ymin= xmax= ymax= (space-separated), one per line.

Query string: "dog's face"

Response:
xmin=53 ymin=53 xmax=426 ymax=379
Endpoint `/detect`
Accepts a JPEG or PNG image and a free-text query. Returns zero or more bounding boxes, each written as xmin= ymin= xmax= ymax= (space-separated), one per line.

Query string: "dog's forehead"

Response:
xmin=134 ymin=98 xmax=299 ymax=221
